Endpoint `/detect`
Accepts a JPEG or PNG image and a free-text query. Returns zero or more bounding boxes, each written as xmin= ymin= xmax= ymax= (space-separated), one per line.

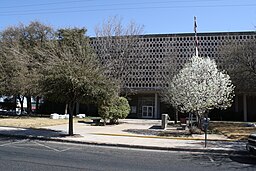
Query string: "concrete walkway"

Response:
xmin=0 ymin=119 xmax=247 ymax=153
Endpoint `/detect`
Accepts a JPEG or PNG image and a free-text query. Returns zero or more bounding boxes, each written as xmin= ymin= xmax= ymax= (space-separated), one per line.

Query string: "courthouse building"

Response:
xmin=92 ymin=31 xmax=256 ymax=121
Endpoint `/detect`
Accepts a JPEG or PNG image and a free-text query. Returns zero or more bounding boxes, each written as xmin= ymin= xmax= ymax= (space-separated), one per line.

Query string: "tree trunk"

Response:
xmin=196 ymin=113 xmax=201 ymax=128
xmin=75 ymin=102 xmax=79 ymax=116
xmin=36 ymin=96 xmax=40 ymax=114
xmin=68 ymin=102 xmax=75 ymax=136
xmin=27 ymin=96 xmax=32 ymax=115
xmin=188 ymin=113 xmax=192 ymax=128
xmin=103 ymin=119 xmax=107 ymax=126
xmin=17 ymin=96 xmax=24 ymax=115
xmin=197 ymin=114 xmax=204 ymax=130
xmin=175 ymin=110 xmax=178 ymax=124
xmin=14 ymin=96 xmax=17 ymax=111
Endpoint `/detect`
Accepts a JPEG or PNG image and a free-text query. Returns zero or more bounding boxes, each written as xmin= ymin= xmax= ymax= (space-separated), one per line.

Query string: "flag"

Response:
xmin=194 ymin=16 xmax=197 ymax=33
xmin=194 ymin=16 xmax=198 ymax=56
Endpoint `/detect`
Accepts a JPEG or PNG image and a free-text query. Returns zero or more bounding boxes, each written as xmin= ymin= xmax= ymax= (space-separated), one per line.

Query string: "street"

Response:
xmin=0 ymin=137 xmax=255 ymax=171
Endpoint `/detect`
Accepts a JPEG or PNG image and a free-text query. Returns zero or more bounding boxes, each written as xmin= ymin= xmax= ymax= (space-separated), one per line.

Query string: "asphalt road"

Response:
xmin=0 ymin=137 xmax=255 ymax=171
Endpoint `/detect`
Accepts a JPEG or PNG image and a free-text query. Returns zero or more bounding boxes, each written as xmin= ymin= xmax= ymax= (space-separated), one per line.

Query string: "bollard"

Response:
xmin=161 ymin=114 xmax=168 ymax=129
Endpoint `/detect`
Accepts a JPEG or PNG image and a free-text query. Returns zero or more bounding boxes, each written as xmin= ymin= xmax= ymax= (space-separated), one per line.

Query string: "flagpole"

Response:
xmin=194 ymin=16 xmax=199 ymax=56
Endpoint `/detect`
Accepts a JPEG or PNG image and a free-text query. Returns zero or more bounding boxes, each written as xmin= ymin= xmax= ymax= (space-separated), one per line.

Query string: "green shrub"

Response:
xmin=98 ymin=96 xmax=130 ymax=125
xmin=109 ymin=97 xmax=130 ymax=124
xmin=98 ymin=104 xmax=110 ymax=125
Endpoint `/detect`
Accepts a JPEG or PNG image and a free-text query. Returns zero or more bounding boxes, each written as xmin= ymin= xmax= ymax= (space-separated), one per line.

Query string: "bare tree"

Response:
xmin=222 ymin=38 xmax=256 ymax=92
xmin=94 ymin=16 xmax=144 ymax=94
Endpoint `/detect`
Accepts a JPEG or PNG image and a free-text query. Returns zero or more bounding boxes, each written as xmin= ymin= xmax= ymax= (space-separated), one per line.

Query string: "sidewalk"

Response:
xmin=0 ymin=119 xmax=247 ymax=153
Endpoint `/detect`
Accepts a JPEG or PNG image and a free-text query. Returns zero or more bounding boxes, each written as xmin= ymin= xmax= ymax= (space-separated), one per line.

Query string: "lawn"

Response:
xmin=0 ymin=116 xmax=255 ymax=140
xmin=209 ymin=121 xmax=256 ymax=140
xmin=0 ymin=116 xmax=90 ymax=128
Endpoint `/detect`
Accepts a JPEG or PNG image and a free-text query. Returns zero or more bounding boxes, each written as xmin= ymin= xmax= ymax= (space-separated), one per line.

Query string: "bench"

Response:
xmin=91 ymin=118 xmax=101 ymax=125
xmin=180 ymin=124 xmax=187 ymax=130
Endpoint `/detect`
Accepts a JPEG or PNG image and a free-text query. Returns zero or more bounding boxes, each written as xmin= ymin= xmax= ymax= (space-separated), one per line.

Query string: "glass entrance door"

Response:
xmin=142 ymin=106 xmax=154 ymax=118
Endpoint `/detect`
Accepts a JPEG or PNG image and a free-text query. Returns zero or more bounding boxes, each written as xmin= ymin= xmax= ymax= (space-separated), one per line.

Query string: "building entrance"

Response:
xmin=142 ymin=106 xmax=154 ymax=118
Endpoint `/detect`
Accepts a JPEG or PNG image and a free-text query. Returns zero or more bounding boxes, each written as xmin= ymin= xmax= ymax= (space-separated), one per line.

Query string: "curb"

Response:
xmin=0 ymin=133 xmax=246 ymax=155
xmin=92 ymin=133 xmax=239 ymax=142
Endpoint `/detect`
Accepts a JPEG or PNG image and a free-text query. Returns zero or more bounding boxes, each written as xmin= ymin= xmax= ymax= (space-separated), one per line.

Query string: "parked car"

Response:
xmin=0 ymin=109 xmax=8 ymax=115
xmin=247 ymin=132 xmax=256 ymax=154
xmin=0 ymin=109 xmax=25 ymax=116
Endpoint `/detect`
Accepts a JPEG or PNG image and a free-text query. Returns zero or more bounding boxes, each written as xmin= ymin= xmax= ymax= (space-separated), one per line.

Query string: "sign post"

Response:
xmin=203 ymin=117 xmax=210 ymax=148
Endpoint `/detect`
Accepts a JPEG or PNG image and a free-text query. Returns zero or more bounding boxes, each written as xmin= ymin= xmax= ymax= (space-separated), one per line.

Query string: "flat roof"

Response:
xmin=91 ymin=31 xmax=256 ymax=39
xmin=139 ymin=31 xmax=256 ymax=38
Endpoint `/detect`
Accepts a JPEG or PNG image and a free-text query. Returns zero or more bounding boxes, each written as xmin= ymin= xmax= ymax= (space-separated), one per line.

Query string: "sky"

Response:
xmin=0 ymin=0 xmax=256 ymax=36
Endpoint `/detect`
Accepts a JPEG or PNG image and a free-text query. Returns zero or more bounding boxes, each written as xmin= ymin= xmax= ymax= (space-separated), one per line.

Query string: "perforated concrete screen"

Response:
xmin=92 ymin=32 xmax=256 ymax=91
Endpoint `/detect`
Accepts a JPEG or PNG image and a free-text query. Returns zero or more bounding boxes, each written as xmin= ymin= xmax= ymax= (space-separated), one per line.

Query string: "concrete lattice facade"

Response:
xmin=121 ymin=32 xmax=255 ymax=89
xmin=92 ymin=31 xmax=256 ymax=121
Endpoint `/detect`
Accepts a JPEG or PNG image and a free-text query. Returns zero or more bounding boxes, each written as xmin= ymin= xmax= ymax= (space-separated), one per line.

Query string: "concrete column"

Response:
xmin=157 ymin=96 xmax=160 ymax=118
xmin=161 ymin=114 xmax=168 ymax=129
xmin=154 ymin=93 xmax=158 ymax=119
xmin=243 ymin=94 xmax=247 ymax=122
xmin=235 ymin=95 xmax=239 ymax=113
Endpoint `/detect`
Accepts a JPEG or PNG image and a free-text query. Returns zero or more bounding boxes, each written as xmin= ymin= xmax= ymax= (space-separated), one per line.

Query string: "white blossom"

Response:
xmin=168 ymin=55 xmax=235 ymax=117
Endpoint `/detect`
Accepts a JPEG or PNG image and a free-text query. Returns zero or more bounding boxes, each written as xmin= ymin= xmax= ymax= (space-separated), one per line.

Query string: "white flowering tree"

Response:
xmin=167 ymin=55 xmax=235 ymax=122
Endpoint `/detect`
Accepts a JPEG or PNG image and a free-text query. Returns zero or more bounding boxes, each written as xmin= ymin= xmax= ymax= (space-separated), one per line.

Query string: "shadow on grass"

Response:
xmin=77 ymin=120 xmax=93 ymax=124
xmin=78 ymin=120 xmax=124 ymax=126
xmin=149 ymin=125 xmax=162 ymax=129
xmin=123 ymin=127 xmax=191 ymax=137
xmin=0 ymin=127 xmax=67 ymax=138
